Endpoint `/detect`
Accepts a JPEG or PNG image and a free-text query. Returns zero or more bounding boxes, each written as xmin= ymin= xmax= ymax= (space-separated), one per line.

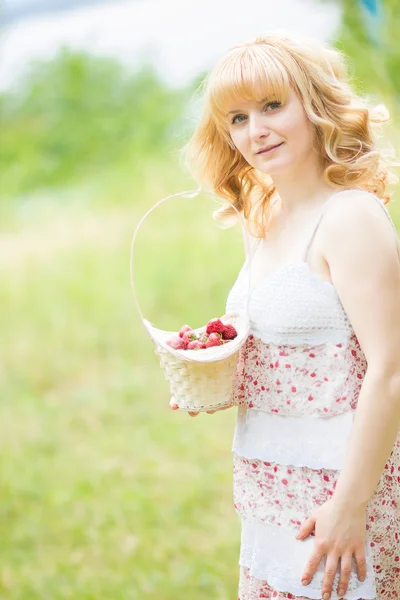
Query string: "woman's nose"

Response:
xmin=248 ymin=115 xmax=270 ymax=142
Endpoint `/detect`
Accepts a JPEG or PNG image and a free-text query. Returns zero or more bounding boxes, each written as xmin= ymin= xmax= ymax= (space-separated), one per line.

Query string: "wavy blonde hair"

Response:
xmin=183 ymin=31 xmax=398 ymax=238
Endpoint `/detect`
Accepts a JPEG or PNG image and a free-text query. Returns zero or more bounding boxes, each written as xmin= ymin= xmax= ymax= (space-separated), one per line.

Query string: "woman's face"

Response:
xmin=226 ymin=86 xmax=318 ymax=175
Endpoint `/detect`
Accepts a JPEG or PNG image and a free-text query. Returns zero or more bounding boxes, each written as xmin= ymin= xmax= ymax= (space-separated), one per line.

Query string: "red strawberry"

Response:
xmin=182 ymin=330 xmax=198 ymax=345
xmin=179 ymin=324 xmax=192 ymax=338
xmin=197 ymin=333 xmax=209 ymax=349
xmin=187 ymin=340 xmax=203 ymax=350
xmin=222 ymin=324 xmax=237 ymax=340
xmin=206 ymin=318 xmax=225 ymax=335
xmin=166 ymin=335 xmax=186 ymax=349
xmin=205 ymin=332 xmax=223 ymax=348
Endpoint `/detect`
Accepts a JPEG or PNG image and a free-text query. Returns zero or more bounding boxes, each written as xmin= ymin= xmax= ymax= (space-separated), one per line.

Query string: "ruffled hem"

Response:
xmin=233 ymin=407 xmax=355 ymax=470
xmin=238 ymin=566 xmax=376 ymax=600
xmin=239 ymin=518 xmax=377 ymax=600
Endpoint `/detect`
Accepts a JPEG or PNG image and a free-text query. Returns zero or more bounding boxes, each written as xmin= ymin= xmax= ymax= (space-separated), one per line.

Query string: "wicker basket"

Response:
xmin=130 ymin=189 xmax=253 ymax=412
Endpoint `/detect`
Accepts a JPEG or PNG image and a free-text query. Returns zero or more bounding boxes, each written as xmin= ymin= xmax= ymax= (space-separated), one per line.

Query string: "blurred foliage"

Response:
xmin=329 ymin=0 xmax=400 ymax=103
xmin=0 ymin=48 xmax=192 ymax=200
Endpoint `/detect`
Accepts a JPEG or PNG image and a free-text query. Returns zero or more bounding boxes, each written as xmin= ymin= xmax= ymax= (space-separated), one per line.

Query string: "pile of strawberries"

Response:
xmin=166 ymin=318 xmax=238 ymax=350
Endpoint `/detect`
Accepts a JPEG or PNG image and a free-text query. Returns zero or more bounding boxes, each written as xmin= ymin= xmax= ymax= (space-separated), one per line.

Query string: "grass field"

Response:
xmin=0 ymin=159 xmax=248 ymax=600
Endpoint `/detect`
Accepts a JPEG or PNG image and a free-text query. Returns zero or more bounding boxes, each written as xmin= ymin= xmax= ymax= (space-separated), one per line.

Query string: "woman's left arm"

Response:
xmin=298 ymin=192 xmax=400 ymax=600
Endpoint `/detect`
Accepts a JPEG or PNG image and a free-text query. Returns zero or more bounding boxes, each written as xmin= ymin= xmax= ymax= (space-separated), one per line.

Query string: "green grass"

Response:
xmin=0 ymin=162 xmax=246 ymax=600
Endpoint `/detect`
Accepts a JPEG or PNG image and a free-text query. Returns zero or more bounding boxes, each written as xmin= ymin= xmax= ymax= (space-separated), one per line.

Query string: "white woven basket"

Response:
xmin=130 ymin=189 xmax=253 ymax=412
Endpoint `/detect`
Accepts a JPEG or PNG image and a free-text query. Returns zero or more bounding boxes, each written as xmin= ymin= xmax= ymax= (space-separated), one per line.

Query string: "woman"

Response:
xmin=170 ymin=31 xmax=400 ymax=600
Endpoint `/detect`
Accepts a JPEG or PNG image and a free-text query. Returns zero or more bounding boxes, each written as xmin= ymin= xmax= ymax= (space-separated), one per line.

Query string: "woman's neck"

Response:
xmin=270 ymin=161 xmax=336 ymax=214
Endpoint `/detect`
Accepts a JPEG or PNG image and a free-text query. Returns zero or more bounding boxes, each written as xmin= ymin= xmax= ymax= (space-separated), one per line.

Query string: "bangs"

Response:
xmin=208 ymin=45 xmax=291 ymax=128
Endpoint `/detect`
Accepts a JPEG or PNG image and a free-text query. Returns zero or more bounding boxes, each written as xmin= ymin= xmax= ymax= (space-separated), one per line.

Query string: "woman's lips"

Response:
xmin=257 ymin=142 xmax=284 ymax=155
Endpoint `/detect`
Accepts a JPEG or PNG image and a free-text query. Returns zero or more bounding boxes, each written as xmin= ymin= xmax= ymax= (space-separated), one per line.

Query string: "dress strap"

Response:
xmin=242 ymin=196 xmax=279 ymax=260
xmin=242 ymin=228 xmax=262 ymax=261
xmin=303 ymin=192 xmax=343 ymax=262
xmin=303 ymin=189 xmax=400 ymax=262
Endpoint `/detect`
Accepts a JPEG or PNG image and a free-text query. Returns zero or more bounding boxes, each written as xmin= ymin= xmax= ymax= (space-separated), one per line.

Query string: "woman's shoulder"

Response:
xmin=318 ymin=189 xmax=400 ymax=269
xmin=320 ymin=189 xmax=398 ymax=241
xmin=325 ymin=188 xmax=390 ymax=215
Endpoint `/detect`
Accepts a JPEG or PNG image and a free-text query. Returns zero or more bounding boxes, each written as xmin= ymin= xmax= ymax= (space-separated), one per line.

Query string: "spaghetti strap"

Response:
xmin=242 ymin=232 xmax=262 ymax=262
xmin=249 ymin=237 xmax=263 ymax=261
xmin=242 ymin=195 xmax=279 ymax=260
xmin=303 ymin=189 xmax=400 ymax=262
xmin=303 ymin=192 xmax=343 ymax=262
xmin=364 ymin=193 xmax=400 ymax=241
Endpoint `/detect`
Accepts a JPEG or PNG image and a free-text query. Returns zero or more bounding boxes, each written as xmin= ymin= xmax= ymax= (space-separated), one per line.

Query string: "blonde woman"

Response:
xmin=170 ymin=31 xmax=400 ymax=600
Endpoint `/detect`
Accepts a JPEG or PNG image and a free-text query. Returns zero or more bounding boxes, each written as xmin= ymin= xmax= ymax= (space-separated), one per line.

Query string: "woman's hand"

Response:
xmin=169 ymin=397 xmax=233 ymax=417
xmin=297 ymin=498 xmax=367 ymax=599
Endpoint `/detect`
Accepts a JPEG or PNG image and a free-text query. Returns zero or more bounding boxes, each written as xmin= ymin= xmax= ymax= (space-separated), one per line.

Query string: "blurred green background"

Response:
xmin=1 ymin=1 xmax=400 ymax=598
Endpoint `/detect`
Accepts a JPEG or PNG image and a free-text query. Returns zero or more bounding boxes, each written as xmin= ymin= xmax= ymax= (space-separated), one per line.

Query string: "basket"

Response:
xmin=130 ymin=189 xmax=253 ymax=412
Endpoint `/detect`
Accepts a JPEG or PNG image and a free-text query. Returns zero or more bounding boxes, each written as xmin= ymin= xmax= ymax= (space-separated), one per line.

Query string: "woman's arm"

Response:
xmin=321 ymin=192 xmax=400 ymax=509
xmin=298 ymin=191 xmax=400 ymax=600
xmin=333 ymin=367 xmax=400 ymax=509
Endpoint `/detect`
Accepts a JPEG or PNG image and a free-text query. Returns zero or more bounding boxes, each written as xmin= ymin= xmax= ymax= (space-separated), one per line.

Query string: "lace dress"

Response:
xmin=225 ymin=190 xmax=400 ymax=600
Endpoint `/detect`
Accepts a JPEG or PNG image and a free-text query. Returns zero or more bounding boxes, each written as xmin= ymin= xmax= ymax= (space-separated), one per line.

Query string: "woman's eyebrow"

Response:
xmin=226 ymin=97 xmax=272 ymax=116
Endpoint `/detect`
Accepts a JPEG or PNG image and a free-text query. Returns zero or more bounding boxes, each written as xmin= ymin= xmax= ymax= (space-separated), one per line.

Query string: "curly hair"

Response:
xmin=182 ymin=31 xmax=398 ymax=238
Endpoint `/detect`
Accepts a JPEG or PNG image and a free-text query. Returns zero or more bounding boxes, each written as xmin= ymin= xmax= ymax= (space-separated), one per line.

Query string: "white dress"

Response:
xmin=225 ymin=190 xmax=400 ymax=600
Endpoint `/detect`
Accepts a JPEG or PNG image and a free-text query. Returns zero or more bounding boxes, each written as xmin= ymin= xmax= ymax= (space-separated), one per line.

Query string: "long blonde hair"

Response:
xmin=183 ymin=31 xmax=398 ymax=238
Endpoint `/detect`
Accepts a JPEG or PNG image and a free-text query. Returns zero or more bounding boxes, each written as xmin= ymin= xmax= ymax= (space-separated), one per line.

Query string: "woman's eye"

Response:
xmin=232 ymin=114 xmax=246 ymax=125
xmin=265 ymin=101 xmax=281 ymax=111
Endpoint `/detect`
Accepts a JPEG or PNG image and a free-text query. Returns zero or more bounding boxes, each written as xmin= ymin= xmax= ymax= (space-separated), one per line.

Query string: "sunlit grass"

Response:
xmin=0 ymin=161 xmax=246 ymax=599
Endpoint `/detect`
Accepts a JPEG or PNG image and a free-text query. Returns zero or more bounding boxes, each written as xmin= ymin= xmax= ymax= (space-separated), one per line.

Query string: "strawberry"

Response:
xmin=198 ymin=333 xmax=209 ymax=344
xmin=166 ymin=335 xmax=186 ymax=349
xmin=187 ymin=340 xmax=203 ymax=350
xmin=206 ymin=318 xmax=225 ymax=335
xmin=182 ymin=330 xmax=198 ymax=345
xmin=179 ymin=324 xmax=192 ymax=338
xmin=205 ymin=332 xmax=223 ymax=348
xmin=222 ymin=324 xmax=237 ymax=340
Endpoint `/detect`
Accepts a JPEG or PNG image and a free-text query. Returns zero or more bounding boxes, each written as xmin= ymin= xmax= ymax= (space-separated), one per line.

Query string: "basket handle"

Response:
xmin=130 ymin=188 xmax=256 ymax=329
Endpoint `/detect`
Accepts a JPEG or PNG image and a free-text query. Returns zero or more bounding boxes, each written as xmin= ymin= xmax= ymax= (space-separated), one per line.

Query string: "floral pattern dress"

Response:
xmin=225 ymin=190 xmax=400 ymax=600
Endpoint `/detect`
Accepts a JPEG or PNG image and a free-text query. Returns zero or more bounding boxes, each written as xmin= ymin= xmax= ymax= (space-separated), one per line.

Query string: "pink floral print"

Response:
xmin=231 ymin=333 xmax=367 ymax=417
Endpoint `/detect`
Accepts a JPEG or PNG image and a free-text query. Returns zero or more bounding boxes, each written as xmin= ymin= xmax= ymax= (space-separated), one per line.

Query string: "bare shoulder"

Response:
xmin=315 ymin=190 xmax=400 ymax=370
xmin=318 ymin=190 xmax=400 ymax=266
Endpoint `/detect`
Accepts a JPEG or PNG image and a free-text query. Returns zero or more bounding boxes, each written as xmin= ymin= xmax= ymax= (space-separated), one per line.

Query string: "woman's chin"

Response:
xmin=257 ymin=161 xmax=288 ymax=176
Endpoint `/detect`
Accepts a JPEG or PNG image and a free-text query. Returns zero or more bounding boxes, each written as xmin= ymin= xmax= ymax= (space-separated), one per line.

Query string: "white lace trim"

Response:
xmin=253 ymin=325 xmax=352 ymax=347
xmin=232 ymin=407 xmax=355 ymax=470
xmin=240 ymin=517 xmax=377 ymax=599
xmin=226 ymin=261 xmax=353 ymax=347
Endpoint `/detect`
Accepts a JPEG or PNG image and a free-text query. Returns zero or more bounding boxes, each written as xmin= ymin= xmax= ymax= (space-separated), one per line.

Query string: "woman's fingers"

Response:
xmin=170 ymin=399 xmax=232 ymax=416
xmin=321 ymin=552 xmax=339 ymax=600
xmin=336 ymin=552 xmax=353 ymax=598
xmin=170 ymin=398 xmax=199 ymax=417
xmin=169 ymin=397 xmax=179 ymax=410
xmin=207 ymin=403 xmax=233 ymax=414
xmin=354 ymin=546 xmax=367 ymax=582
xmin=301 ymin=542 xmax=324 ymax=587
xmin=297 ymin=514 xmax=316 ymax=540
